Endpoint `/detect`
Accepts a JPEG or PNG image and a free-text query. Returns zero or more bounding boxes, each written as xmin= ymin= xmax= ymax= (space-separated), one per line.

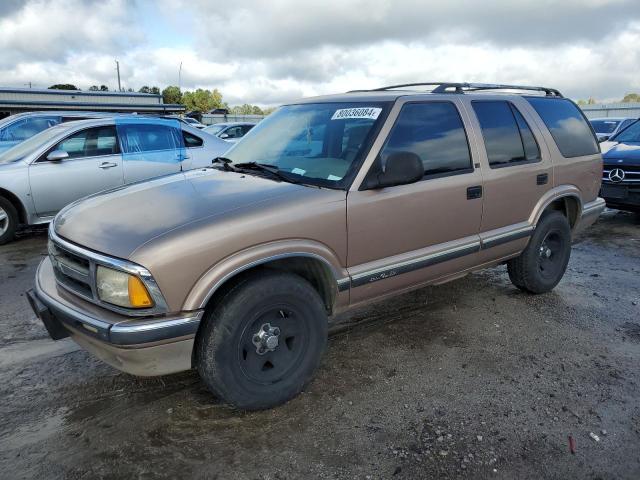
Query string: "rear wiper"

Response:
xmin=212 ymin=157 xmax=237 ymax=172
xmin=233 ymin=162 xmax=302 ymax=184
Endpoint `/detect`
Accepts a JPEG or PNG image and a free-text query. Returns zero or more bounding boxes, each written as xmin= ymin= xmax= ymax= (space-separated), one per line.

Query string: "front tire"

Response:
xmin=0 ymin=197 xmax=18 ymax=245
xmin=507 ymin=211 xmax=571 ymax=294
xmin=196 ymin=271 xmax=328 ymax=410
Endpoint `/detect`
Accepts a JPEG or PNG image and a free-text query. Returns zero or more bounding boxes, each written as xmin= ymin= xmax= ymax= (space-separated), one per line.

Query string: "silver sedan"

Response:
xmin=0 ymin=116 xmax=230 ymax=244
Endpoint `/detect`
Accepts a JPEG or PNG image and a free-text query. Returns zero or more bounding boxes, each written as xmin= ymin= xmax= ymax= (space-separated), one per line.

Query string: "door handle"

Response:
xmin=467 ymin=185 xmax=483 ymax=200
xmin=98 ymin=162 xmax=118 ymax=169
xmin=176 ymin=153 xmax=191 ymax=161
xmin=537 ymin=173 xmax=549 ymax=185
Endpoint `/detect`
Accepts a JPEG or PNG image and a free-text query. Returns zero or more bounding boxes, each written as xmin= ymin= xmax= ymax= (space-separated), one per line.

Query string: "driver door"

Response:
xmin=346 ymin=100 xmax=484 ymax=304
xmin=28 ymin=125 xmax=124 ymax=217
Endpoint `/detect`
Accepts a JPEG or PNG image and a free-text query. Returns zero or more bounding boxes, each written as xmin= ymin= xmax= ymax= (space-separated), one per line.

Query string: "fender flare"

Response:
xmin=182 ymin=239 xmax=349 ymax=311
xmin=528 ymin=185 xmax=582 ymax=229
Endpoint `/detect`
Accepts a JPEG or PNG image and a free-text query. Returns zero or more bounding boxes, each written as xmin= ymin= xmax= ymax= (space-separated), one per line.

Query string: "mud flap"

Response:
xmin=26 ymin=289 xmax=70 ymax=340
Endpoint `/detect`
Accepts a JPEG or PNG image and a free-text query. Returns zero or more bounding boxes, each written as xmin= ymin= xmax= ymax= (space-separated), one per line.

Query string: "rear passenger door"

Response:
xmin=116 ymin=120 xmax=186 ymax=184
xmin=347 ymin=100 xmax=484 ymax=304
xmin=465 ymin=99 xmax=552 ymax=247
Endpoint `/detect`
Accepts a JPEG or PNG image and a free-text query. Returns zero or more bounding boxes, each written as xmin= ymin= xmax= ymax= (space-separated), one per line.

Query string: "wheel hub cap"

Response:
xmin=252 ymin=322 xmax=281 ymax=355
xmin=0 ymin=207 xmax=7 ymax=235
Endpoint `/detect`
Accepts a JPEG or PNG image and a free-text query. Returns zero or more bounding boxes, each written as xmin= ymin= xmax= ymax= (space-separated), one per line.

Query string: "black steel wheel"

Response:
xmin=196 ymin=271 xmax=328 ymax=410
xmin=508 ymin=211 xmax=572 ymax=294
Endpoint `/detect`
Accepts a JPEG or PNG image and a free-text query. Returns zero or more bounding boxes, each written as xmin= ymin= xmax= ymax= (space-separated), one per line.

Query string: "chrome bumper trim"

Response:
xmin=35 ymin=260 xmax=202 ymax=346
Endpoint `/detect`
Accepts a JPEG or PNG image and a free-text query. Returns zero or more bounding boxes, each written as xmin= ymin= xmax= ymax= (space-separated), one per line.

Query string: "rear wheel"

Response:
xmin=196 ymin=271 xmax=328 ymax=410
xmin=0 ymin=197 xmax=18 ymax=245
xmin=507 ymin=211 xmax=571 ymax=294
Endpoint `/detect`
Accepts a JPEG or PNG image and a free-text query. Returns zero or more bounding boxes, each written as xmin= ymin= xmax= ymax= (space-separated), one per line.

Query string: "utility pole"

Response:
xmin=24 ymin=82 xmax=32 ymax=88
xmin=115 ymin=60 xmax=122 ymax=92
xmin=178 ymin=61 xmax=183 ymax=91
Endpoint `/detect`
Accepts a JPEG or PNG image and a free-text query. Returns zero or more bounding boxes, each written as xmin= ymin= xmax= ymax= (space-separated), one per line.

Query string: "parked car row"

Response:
xmin=0 ymin=111 xmax=119 ymax=155
xmin=25 ymin=82 xmax=606 ymax=410
xmin=0 ymin=115 xmax=231 ymax=243
xmin=589 ymin=117 xmax=637 ymax=142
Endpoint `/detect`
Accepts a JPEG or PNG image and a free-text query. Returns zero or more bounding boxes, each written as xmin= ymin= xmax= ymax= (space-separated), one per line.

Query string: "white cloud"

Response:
xmin=0 ymin=0 xmax=639 ymax=106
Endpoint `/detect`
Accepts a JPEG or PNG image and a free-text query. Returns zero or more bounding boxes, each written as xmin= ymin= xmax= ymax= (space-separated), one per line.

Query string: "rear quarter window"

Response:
xmin=526 ymin=97 xmax=599 ymax=158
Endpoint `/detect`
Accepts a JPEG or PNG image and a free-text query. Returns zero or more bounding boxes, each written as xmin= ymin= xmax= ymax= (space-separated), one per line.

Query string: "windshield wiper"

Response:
xmin=233 ymin=162 xmax=302 ymax=185
xmin=212 ymin=157 xmax=238 ymax=172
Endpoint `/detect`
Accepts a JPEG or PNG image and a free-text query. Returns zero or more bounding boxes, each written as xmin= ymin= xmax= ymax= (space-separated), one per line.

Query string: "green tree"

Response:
xmin=138 ymin=86 xmax=151 ymax=94
xmin=150 ymin=86 xmax=160 ymax=95
xmin=622 ymin=93 xmax=640 ymax=103
xmin=88 ymin=85 xmax=99 ymax=91
xmin=182 ymin=88 xmax=225 ymax=112
xmin=100 ymin=85 xmax=109 ymax=91
xmin=252 ymin=105 xmax=264 ymax=115
xmin=48 ymin=84 xmax=78 ymax=90
xmin=162 ymin=85 xmax=182 ymax=104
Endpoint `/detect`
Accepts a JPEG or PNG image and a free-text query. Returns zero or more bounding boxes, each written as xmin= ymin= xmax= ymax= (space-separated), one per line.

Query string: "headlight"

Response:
xmin=96 ymin=266 xmax=154 ymax=309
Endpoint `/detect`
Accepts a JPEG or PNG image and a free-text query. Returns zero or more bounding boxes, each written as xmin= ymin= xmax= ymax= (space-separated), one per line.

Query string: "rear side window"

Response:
xmin=381 ymin=102 xmax=472 ymax=177
xmin=183 ymin=131 xmax=203 ymax=148
xmin=472 ymin=101 xmax=540 ymax=168
xmin=526 ymin=97 xmax=598 ymax=157
xmin=119 ymin=124 xmax=182 ymax=153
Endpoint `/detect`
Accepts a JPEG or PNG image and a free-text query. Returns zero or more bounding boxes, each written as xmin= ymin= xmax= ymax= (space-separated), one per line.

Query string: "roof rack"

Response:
xmin=351 ymin=82 xmax=563 ymax=97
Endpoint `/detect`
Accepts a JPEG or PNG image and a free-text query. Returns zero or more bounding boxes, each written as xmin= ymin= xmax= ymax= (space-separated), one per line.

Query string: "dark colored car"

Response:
xmin=601 ymin=119 xmax=640 ymax=211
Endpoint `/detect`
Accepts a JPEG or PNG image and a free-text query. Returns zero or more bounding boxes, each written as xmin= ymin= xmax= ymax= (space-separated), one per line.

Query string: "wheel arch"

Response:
xmin=530 ymin=186 xmax=582 ymax=231
xmin=184 ymin=242 xmax=349 ymax=315
xmin=0 ymin=187 xmax=27 ymax=224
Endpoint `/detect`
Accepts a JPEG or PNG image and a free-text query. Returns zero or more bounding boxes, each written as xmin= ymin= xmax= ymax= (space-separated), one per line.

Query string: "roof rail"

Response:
xmin=352 ymin=82 xmax=563 ymax=97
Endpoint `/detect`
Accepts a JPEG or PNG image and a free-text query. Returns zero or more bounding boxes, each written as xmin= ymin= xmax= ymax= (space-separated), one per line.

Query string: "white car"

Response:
xmin=0 ymin=117 xmax=230 ymax=244
xmin=203 ymin=122 xmax=257 ymax=143
xmin=589 ymin=117 xmax=637 ymax=142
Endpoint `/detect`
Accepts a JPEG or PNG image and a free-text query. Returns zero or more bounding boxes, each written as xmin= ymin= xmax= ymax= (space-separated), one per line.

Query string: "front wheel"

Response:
xmin=196 ymin=271 xmax=328 ymax=410
xmin=0 ymin=197 xmax=18 ymax=245
xmin=507 ymin=211 xmax=572 ymax=294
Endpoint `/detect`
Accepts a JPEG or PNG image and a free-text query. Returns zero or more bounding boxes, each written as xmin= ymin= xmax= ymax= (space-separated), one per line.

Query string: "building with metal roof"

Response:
xmin=0 ymin=87 xmax=184 ymax=120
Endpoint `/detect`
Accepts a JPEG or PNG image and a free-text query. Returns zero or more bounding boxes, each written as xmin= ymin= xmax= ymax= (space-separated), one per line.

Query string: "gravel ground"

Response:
xmin=0 ymin=212 xmax=639 ymax=479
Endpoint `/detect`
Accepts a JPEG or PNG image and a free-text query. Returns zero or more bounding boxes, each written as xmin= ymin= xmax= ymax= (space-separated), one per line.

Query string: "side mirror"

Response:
xmin=220 ymin=133 xmax=229 ymax=139
xmin=46 ymin=150 xmax=69 ymax=162
xmin=368 ymin=152 xmax=424 ymax=189
xmin=598 ymin=135 xmax=610 ymax=142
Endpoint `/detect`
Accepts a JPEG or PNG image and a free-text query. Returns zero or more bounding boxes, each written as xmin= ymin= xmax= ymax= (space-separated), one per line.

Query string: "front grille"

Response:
xmin=48 ymin=239 xmax=93 ymax=299
xmin=603 ymin=163 xmax=640 ymax=184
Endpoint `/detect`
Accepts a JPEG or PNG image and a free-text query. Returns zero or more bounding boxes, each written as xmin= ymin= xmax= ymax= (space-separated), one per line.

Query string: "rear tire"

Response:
xmin=196 ymin=271 xmax=328 ymax=410
xmin=507 ymin=211 xmax=571 ymax=294
xmin=0 ymin=197 xmax=18 ymax=245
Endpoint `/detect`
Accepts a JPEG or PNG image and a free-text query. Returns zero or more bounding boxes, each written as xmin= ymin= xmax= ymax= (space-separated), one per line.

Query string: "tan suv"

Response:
xmin=28 ymin=83 xmax=605 ymax=410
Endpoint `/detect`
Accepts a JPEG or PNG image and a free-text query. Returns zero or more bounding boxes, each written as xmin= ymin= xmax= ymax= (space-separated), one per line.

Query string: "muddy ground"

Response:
xmin=0 ymin=211 xmax=639 ymax=480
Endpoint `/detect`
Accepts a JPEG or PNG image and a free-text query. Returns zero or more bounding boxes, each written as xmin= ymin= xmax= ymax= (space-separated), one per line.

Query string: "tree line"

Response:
xmin=577 ymin=93 xmax=640 ymax=105
xmin=47 ymin=84 xmax=272 ymax=115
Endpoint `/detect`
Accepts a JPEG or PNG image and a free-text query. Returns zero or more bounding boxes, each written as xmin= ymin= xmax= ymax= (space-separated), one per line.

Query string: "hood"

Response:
xmin=54 ymin=168 xmax=312 ymax=259
xmin=603 ymin=142 xmax=640 ymax=166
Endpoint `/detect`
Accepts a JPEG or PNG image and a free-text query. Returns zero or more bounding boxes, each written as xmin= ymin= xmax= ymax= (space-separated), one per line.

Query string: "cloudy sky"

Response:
xmin=0 ymin=0 xmax=639 ymax=106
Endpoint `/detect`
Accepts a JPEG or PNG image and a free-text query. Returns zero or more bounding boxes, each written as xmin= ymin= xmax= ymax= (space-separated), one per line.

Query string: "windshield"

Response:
xmin=613 ymin=119 xmax=640 ymax=142
xmin=224 ymin=102 xmax=389 ymax=188
xmin=0 ymin=124 xmax=68 ymax=164
xmin=590 ymin=119 xmax=620 ymax=134
xmin=185 ymin=118 xmax=198 ymax=124
xmin=204 ymin=124 xmax=225 ymax=135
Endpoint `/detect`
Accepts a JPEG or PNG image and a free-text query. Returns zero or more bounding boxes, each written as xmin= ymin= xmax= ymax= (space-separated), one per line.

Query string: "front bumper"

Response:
xmin=600 ymin=183 xmax=640 ymax=211
xmin=28 ymin=257 xmax=203 ymax=376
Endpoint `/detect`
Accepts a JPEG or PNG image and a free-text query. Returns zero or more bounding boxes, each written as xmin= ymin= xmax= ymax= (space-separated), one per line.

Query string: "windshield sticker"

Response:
xmin=331 ymin=107 xmax=382 ymax=121
xmin=291 ymin=168 xmax=306 ymax=175
xmin=327 ymin=174 xmax=342 ymax=181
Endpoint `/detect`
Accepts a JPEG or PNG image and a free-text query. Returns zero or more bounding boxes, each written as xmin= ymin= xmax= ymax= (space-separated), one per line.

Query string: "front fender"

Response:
xmin=182 ymin=239 xmax=350 ymax=311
